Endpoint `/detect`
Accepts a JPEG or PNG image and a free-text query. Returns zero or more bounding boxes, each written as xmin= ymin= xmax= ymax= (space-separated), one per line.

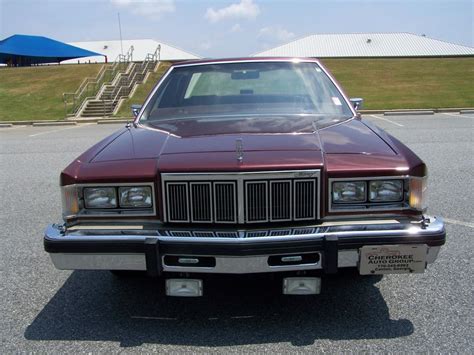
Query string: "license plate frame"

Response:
xmin=359 ymin=244 xmax=428 ymax=275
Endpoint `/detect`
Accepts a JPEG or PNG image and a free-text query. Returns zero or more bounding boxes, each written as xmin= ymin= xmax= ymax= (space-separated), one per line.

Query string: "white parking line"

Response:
xmin=441 ymin=112 xmax=474 ymax=119
xmin=443 ymin=218 xmax=474 ymax=229
xmin=369 ymin=115 xmax=404 ymax=127
xmin=28 ymin=123 xmax=94 ymax=137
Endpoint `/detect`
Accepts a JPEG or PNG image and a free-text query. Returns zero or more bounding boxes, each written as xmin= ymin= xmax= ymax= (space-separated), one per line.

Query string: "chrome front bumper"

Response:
xmin=44 ymin=217 xmax=445 ymax=274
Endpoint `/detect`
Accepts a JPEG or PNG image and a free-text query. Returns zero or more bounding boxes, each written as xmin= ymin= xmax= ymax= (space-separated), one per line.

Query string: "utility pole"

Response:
xmin=118 ymin=12 xmax=123 ymax=55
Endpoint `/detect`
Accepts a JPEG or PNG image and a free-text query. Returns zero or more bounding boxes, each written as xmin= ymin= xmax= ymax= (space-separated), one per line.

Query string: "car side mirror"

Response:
xmin=131 ymin=104 xmax=142 ymax=118
xmin=350 ymin=98 xmax=364 ymax=111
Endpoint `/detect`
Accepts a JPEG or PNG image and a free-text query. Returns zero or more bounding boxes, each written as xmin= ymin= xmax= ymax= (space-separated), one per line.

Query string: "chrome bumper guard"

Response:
xmin=44 ymin=217 xmax=445 ymax=275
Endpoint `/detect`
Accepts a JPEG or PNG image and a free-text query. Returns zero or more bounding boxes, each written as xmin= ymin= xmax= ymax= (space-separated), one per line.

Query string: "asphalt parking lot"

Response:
xmin=0 ymin=113 xmax=473 ymax=352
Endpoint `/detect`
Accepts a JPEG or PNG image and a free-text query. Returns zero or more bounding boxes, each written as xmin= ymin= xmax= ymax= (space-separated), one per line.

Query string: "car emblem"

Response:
xmin=236 ymin=138 xmax=243 ymax=163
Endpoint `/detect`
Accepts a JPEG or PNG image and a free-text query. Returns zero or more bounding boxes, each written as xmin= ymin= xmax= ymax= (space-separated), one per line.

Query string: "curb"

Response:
xmin=32 ymin=122 xmax=77 ymax=127
xmin=1 ymin=108 xmax=473 ymax=126
xmin=360 ymin=108 xmax=474 ymax=115
xmin=66 ymin=117 xmax=132 ymax=123
xmin=384 ymin=110 xmax=434 ymax=116
xmin=97 ymin=119 xmax=130 ymax=124
xmin=0 ymin=123 xmax=13 ymax=128
xmin=0 ymin=120 xmax=71 ymax=125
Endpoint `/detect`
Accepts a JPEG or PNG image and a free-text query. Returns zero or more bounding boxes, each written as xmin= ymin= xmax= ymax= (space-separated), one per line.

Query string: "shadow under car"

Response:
xmin=24 ymin=270 xmax=413 ymax=348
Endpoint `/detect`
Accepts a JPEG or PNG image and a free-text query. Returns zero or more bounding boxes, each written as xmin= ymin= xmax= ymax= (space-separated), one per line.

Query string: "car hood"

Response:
xmin=90 ymin=117 xmax=396 ymax=171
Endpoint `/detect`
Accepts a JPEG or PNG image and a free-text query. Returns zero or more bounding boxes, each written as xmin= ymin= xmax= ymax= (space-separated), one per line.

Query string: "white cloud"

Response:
xmin=111 ymin=0 xmax=175 ymax=19
xmin=205 ymin=0 xmax=260 ymax=23
xmin=230 ymin=23 xmax=242 ymax=33
xmin=258 ymin=26 xmax=295 ymax=42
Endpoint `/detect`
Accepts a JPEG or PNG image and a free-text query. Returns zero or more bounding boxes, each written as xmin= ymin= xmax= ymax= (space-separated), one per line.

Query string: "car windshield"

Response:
xmin=140 ymin=61 xmax=354 ymax=123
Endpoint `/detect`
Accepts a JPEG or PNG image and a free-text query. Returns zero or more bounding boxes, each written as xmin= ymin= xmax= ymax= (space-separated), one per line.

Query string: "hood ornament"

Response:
xmin=236 ymin=138 xmax=243 ymax=163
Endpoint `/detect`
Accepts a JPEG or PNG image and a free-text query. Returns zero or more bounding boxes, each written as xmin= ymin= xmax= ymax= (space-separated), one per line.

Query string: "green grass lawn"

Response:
xmin=117 ymin=57 xmax=473 ymax=117
xmin=0 ymin=64 xmax=103 ymax=121
xmin=322 ymin=57 xmax=474 ymax=110
xmin=115 ymin=62 xmax=172 ymax=117
xmin=0 ymin=58 xmax=472 ymax=121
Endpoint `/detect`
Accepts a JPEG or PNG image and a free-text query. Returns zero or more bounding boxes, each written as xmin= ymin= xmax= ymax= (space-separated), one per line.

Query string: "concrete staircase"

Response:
xmin=79 ymin=59 xmax=159 ymax=117
xmin=63 ymin=46 xmax=136 ymax=117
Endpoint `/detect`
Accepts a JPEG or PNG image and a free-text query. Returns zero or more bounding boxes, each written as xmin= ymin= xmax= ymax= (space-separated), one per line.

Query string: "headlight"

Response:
xmin=369 ymin=180 xmax=403 ymax=202
xmin=119 ymin=186 xmax=153 ymax=208
xmin=84 ymin=187 xmax=117 ymax=209
xmin=409 ymin=176 xmax=427 ymax=211
xmin=332 ymin=181 xmax=366 ymax=203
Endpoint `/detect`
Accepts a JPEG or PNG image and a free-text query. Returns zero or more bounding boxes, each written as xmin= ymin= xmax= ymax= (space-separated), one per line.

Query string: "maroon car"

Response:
xmin=44 ymin=58 xmax=445 ymax=296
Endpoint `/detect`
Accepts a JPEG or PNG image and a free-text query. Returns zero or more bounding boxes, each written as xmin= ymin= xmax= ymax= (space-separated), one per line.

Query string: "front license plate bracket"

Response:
xmin=359 ymin=244 xmax=428 ymax=275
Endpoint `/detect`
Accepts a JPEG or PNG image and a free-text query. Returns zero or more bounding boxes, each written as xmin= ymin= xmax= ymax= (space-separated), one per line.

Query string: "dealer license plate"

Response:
xmin=359 ymin=244 xmax=428 ymax=275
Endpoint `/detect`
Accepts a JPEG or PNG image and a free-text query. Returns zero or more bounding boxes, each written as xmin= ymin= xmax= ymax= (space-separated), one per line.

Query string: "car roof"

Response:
xmin=172 ymin=57 xmax=322 ymax=67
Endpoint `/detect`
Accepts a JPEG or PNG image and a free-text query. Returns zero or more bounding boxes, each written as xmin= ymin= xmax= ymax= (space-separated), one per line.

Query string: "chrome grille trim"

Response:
xmin=294 ymin=179 xmax=317 ymax=221
xmin=190 ymin=182 xmax=212 ymax=223
xmin=214 ymin=182 xmax=237 ymax=223
xmin=165 ymin=182 xmax=189 ymax=223
xmin=159 ymin=228 xmax=322 ymax=238
xmin=246 ymin=231 xmax=268 ymax=238
xmin=216 ymin=231 xmax=240 ymax=238
xmin=245 ymin=181 xmax=268 ymax=223
xmin=161 ymin=170 xmax=320 ymax=224
xmin=270 ymin=180 xmax=292 ymax=222
xmin=169 ymin=230 xmax=193 ymax=237
xmin=193 ymin=231 xmax=216 ymax=238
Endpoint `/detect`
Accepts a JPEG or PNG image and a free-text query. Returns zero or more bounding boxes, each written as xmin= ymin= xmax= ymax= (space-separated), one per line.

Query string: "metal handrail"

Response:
xmin=62 ymin=47 xmax=134 ymax=116
xmin=107 ymin=53 xmax=158 ymax=112
xmin=82 ymin=46 xmax=160 ymax=117
xmin=99 ymin=64 xmax=147 ymax=116
xmin=145 ymin=44 xmax=161 ymax=62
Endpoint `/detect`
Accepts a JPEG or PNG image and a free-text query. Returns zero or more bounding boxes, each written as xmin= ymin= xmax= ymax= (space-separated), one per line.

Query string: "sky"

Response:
xmin=0 ymin=0 xmax=473 ymax=57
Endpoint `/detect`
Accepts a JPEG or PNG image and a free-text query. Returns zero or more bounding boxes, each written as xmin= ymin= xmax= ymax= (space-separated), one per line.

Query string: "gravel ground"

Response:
xmin=0 ymin=113 xmax=473 ymax=352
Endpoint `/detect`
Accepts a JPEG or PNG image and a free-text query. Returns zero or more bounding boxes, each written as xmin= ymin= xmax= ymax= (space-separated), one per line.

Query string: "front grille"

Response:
xmin=270 ymin=180 xmax=291 ymax=221
xmin=162 ymin=171 xmax=320 ymax=224
xmin=166 ymin=183 xmax=189 ymax=222
xmin=158 ymin=227 xmax=321 ymax=238
xmin=246 ymin=181 xmax=268 ymax=222
xmin=190 ymin=182 xmax=212 ymax=222
xmin=294 ymin=180 xmax=316 ymax=220
xmin=214 ymin=182 xmax=237 ymax=223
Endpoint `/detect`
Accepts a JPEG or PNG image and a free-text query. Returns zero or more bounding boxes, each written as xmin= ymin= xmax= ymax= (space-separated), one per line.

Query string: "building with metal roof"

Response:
xmin=253 ymin=33 xmax=474 ymax=58
xmin=62 ymin=39 xmax=200 ymax=64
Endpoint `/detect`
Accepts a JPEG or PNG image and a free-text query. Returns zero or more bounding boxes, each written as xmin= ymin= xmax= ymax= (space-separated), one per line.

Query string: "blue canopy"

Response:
xmin=0 ymin=34 xmax=103 ymax=66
